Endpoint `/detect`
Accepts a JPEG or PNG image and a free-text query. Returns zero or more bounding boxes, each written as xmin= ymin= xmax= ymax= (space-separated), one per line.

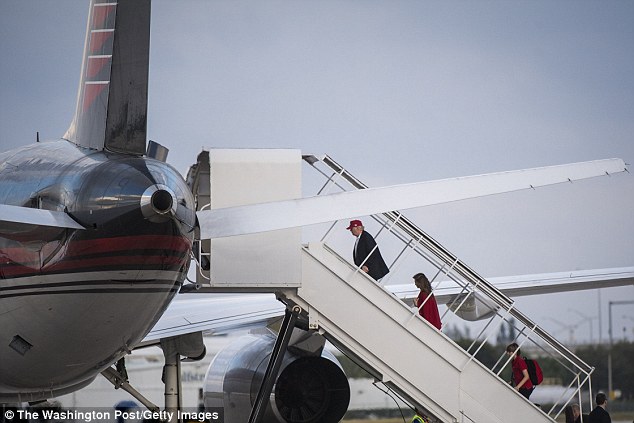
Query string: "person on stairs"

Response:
xmin=347 ymin=219 xmax=389 ymax=281
xmin=413 ymin=273 xmax=442 ymax=330
xmin=505 ymin=342 xmax=534 ymax=399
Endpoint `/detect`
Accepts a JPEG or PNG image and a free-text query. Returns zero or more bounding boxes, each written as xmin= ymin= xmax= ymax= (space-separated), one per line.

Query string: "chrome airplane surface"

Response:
xmin=0 ymin=0 xmax=197 ymax=402
xmin=0 ymin=0 xmax=631 ymax=416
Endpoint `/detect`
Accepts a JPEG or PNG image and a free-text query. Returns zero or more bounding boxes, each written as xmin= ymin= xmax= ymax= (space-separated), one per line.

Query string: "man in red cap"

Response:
xmin=347 ymin=219 xmax=390 ymax=280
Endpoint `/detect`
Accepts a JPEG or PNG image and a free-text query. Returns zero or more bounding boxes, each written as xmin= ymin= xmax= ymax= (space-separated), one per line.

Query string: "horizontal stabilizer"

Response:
xmin=0 ymin=204 xmax=84 ymax=234
xmin=197 ymin=158 xmax=627 ymax=239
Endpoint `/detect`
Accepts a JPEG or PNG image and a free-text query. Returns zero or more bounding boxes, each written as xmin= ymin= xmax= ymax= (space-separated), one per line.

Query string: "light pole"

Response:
xmin=608 ymin=300 xmax=634 ymax=400
xmin=598 ymin=290 xmax=602 ymax=344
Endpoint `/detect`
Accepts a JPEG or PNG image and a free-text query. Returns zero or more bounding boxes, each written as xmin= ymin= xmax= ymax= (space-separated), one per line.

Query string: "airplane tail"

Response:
xmin=64 ymin=0 xmax=151 ymax=155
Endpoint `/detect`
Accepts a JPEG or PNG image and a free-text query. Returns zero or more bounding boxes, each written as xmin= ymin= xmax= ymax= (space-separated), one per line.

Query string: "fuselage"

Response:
xmin=0 ymin=139 xmax=196 ymax=402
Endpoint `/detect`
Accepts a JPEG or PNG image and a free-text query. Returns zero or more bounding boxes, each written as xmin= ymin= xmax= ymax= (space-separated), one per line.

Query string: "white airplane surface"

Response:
xmin=0 ymin=2 xmax=632 ymax=420
xmin=146 ymin=267 xmax=634 ymax=343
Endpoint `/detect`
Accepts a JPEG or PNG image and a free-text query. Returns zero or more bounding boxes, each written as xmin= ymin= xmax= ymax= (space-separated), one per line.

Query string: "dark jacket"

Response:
xmin=353 ymin=230 xmax=389 ymax=280
xmin=587 ymin=406 xmax=611 ymax=423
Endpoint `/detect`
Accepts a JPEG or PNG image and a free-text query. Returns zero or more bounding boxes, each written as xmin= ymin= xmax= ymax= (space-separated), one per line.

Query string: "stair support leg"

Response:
xmin=248 ymin=305 xmax=301 ymax=423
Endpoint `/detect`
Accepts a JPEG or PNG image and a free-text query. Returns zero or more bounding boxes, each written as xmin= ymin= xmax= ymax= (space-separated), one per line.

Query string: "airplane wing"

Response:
xmin=139 ymin=294 xmax=284 ymax=347
xmin=197 ymin=158 xmax=627 ymax=239
xmin=141 ymin=266 xmax=634 ymax=344
xmin=0 ymin=203 xmax=84 ymax=236
xmin=388 ymin=266 xmax=634 ymax=304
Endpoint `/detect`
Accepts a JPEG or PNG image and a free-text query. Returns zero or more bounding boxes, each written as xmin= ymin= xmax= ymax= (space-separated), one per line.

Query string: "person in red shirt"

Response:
xmin=413 ymin=273 xmax=441 ymax=330
xmin=506 ymin=342 xmax=534 ymax=399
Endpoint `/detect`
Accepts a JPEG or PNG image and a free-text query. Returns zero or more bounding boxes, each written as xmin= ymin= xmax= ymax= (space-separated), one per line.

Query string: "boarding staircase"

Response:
xmin=284 ymin=155 xmax=592 ymax=422
xmin=280 ymin=242 xmax=546 ymax=422
xmin=188 ymin=150 xmax=595 ymax=423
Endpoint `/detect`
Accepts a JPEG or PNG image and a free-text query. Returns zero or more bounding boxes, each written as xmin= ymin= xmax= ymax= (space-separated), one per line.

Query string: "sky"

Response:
xmin=1 ymin=0 xmax=633 ymax=345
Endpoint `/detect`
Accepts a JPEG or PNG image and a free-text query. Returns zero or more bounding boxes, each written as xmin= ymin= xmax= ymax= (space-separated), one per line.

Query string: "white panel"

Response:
xmin=206 ymin=149 xmax=302 ymax=288
xmin=198 ymin=158 xmax=627 ymax=239
xmin=0 ymin=204 xmax=85 ymax=231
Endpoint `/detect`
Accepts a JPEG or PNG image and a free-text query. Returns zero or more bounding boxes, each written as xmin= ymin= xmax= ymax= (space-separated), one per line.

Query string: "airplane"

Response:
xmin=0 ymin=0 xmax=198 ymax=404
xmin=1 ymin=0 xmax=632 ymax=422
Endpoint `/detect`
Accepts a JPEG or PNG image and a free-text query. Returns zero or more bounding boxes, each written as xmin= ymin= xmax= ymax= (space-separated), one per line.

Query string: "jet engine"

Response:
xmin=203 ymin=329 xmax=350 ymax=423
xmin=447 ymin=291 xmax=500 ymax=321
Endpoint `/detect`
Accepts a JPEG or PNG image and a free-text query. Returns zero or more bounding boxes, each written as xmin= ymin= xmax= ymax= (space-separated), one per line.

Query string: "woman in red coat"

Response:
xmin=413 ymin=273 xmax=442 ymax=330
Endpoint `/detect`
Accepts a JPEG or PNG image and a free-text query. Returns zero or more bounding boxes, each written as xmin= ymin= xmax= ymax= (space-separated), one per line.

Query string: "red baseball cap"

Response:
xmin=346 ymin=219 xmax=363 ymax=230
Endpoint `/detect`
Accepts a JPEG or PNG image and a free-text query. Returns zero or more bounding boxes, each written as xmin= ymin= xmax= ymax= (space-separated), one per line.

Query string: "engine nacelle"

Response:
xmin=204 ymin=330 xmax=350 ymax=423
xmin=447 ymin=291 xmax=500 ymax=321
